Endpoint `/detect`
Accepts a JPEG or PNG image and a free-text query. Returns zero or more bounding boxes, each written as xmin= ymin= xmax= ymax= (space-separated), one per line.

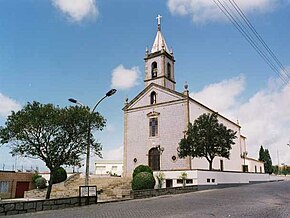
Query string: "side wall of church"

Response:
xmin=124 ymin=100 xmax=189 ymax=177
xmin=189 ymin=101 xmax=244 ymax=172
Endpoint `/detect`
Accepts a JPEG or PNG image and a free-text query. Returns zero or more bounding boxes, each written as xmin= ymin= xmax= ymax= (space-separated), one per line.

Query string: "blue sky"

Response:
xmin=0 ymin=0 xmax=290 ymax=172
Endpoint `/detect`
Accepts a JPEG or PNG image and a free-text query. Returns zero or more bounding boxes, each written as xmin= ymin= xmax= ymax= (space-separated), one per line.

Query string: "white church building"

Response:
xmin=123 ymin=16 xmax=266 ymax=187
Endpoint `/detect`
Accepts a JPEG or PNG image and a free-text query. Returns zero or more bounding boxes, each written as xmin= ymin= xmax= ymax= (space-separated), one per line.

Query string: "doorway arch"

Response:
xmin=148 ymin=147 xmax=160 ymax=171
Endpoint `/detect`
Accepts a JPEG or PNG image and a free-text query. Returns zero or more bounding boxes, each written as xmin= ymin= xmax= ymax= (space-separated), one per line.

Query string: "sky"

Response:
xmin=0 ymin=0 xmax=290 ymax=172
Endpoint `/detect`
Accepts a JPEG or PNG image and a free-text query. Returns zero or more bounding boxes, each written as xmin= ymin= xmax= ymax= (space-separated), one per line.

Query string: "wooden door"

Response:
xmin=148 ymin=148 xmax=160 ymax=171
xmin=15 ymin=182 xmax=30 ymax=198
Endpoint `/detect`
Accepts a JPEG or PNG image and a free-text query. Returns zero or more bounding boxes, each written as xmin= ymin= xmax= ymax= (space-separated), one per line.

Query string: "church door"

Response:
xmin=148 ymin=148 xmax=160 ymax=171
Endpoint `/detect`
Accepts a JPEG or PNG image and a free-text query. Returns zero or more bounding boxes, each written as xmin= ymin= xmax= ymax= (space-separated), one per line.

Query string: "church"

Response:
xmin=122 ymin=16 xmax=264 ymax=183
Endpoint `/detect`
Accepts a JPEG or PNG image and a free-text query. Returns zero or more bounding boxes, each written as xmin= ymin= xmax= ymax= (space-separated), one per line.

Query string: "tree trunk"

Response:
xmin=209 ymin=160 xmax=213 ymax=171
xmin=46 ymin=171 xmax=54 ymax=199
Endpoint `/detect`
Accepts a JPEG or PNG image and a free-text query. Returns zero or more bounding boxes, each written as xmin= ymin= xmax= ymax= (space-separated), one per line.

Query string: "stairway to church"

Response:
xmin=25 ymin=173 xmax=132 ymax=202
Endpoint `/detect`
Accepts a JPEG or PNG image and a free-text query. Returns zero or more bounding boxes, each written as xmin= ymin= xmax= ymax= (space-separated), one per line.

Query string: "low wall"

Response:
xmin=196 ymin=170 xmax=282 ymax=185
xmin=0 ymin=196 xmax=97 ymax=216
xmin=155 ymin=170 xmax=283 ymax=188
xmin=132 ymin=185 xmax=198 ymax=199
xmin=132 ymin=179 xmax=283 ymax=200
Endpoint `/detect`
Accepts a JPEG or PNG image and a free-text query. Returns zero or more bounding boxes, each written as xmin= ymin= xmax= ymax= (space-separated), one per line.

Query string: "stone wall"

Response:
xmin=132 ymin=185 xmax=198 ymax=199
xmin=0 ymin=196 xmax=97 ymax=216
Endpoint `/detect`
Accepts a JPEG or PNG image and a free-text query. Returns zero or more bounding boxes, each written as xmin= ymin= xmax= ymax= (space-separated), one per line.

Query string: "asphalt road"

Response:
xmin=10 ymin=181 xmax=290 ymax=218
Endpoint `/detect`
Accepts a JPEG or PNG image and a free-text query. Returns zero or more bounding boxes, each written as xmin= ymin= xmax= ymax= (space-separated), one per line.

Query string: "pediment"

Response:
xmin=147 ymin=111 xmax=160 ymax=117
xmin=124 ymin=83 xmax=186 ymax=110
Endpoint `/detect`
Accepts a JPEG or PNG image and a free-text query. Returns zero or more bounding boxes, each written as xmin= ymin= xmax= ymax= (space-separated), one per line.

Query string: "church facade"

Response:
xmin=123 ymin=16 xmax=264 ymax=178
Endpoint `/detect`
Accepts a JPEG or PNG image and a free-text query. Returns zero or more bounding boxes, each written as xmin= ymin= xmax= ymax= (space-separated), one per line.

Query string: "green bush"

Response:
xmin=133 ymin=165 xmax=153 ymax=178
xmin=52 ymin=167 xmax=67 ymax=184
xmin=35 ymin=177 xmax=47 ymax=189
xmin=132 ymin=172 xmax=156 ymax=190
xmin=32 ymin=173 xmax=42 ymax=185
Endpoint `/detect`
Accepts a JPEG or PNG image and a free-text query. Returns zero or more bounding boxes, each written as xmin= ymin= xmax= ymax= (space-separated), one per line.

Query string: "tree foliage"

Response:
xmin=0 ymin=101 xmax=106 ymax=199
xmin=52 ymin=167 xmax=67 ymax=184
xmin=32 ymin=173 xmax=42 ymax=185
xmin=258 ymin=146 xmax=265 ymax=162
xmin=259 ymin=145 xmax=273 ymax=174
xmin=35 ymin=177 xmax=47 ymax=189
xmin=178 ymin=113 xmax=237 ymax=170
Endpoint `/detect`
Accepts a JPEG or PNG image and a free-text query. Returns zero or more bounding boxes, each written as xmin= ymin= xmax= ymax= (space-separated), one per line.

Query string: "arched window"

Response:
xmin=150 ymin=91 xmax=156 ymax=104
xmin=148 ymin=147 xmax=160 ymax=171
xmin=167 ymin=63 xmax=171 ymax=78
xmin=151 ymin=62 xmax=157 ymax=78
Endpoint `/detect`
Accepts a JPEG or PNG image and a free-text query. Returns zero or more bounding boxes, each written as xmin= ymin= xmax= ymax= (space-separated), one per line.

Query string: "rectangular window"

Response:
xmin=242 ymin=165 xmax=248 ymax=172
xmin=0 ymin=181 xmax=9 ymax=193
xmin=186 ymin=179 xmax=193 ymax=184
xmin=149 ymin=117 xmax=158 ymax=137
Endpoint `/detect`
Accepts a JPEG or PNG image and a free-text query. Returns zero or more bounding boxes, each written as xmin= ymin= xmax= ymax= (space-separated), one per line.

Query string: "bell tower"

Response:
xmin=144 ymin=15 xmax=176 ymax=90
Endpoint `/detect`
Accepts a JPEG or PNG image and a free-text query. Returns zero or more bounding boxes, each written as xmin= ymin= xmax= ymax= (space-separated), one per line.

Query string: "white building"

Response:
xmin=95 ymin=160 xmax=123 ymax=176
xmin=123 ymin=16 xmax=264 ymax=181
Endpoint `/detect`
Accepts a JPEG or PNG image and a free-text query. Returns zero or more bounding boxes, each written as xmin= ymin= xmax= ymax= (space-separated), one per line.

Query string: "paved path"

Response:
xmin=10 ymin=181 xmax=290 ymax=218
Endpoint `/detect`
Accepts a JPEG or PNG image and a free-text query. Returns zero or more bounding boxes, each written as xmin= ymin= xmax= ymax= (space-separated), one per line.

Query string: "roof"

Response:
xmin=123 ymin=83 xmax=186 ymax=111
xmin=151 ymin=29 xmax=169 ymax=53
xmin=187 ymin=96 xmax=241 ymax=128
xmin=95 ymin=160 xmax=123 ymax=164
xmin=245 ymin=157 xmax=264 ymax=163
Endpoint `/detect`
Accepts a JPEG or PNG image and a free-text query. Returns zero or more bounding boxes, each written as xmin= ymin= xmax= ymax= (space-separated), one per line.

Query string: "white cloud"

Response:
xmin=111 ymin=65 xmax=141 ymax=90
xmin=191 ymin=75 xmax=245 ymax=112
xmin=238 ymin=82 xmax=290 ymax=165
xmin=0 ymin=93 xmax=21 ymax=117
xmin=52 ymin=0 xmax=99 ymax=22
xmin=167 ymin=0 xmax=278 ymax=24
xmin=190 ymin=75 xmax=290 ymax=165
xmin=101 ymin=146 xmax=123 ymax=161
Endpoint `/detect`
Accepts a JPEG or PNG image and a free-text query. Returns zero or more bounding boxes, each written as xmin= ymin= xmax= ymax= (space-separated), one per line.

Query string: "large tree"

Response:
xmin=178 ymin=113 xmax=237 ymax=170
xmin=0 ymin=101 xmax=106 ymax=199
xmin=259 ymin=145 xmax=273 ymax=174
xmin=258 ymin=146 xmax=265 ymax=162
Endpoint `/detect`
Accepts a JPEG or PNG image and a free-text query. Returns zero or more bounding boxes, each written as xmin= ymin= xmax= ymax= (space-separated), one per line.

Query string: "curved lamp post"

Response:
xmin=68 ymin=88 xmax=117 ymax=186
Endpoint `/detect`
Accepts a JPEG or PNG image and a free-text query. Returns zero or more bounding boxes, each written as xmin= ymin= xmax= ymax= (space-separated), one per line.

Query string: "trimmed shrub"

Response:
xmin=133 ymin=165 xmax=153 ymax=178
xmin=35 ymin=177 xmax=47 ymax=189
xmin=132 ymin=172 xmax=155 ymax=190
xmin=52 ymin=167 xmax=67 ymax=184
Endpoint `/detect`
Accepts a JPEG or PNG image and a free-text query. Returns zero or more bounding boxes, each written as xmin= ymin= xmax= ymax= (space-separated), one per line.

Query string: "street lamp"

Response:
xmin=68 ymin=88 xmax=117 ymax=186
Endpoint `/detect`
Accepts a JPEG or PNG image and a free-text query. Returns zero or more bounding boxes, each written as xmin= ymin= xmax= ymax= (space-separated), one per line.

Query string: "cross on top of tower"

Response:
xmin=156 ymin=14 xmax=162 ymax=30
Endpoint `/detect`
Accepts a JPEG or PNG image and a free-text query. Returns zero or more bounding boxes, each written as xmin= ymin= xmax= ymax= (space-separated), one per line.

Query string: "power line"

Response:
xmin=212 ymin=0 xmax=290 ymax=86
xmin=229 ymin=0 xmax=290 ymax=84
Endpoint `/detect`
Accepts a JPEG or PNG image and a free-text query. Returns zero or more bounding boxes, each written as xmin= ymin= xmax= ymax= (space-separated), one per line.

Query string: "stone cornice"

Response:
xmin=144 ymin=75 xmax=176 ymax=84
xmin=126 ymin=99 xmax=186 ymax=113
xmin=144 ymin=50 xmax=175 ymax=61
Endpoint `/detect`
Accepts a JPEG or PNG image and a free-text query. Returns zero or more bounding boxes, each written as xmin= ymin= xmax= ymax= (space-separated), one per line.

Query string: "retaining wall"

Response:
xmin=0 ymin=196 xmax=97 ymax=216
